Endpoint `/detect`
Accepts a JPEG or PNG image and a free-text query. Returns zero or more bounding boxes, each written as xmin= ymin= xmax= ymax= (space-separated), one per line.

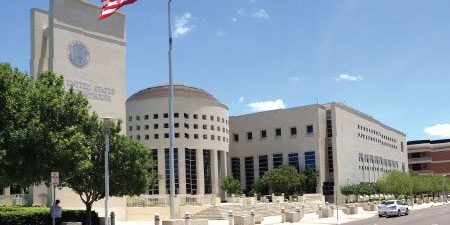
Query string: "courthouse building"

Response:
xmin=407 ymin=139 xmax=450 ymax=176
xmin=229 ymin=103 xmax=408 ymax=202
xmin=126 ymin=85 xmax=230 ymax=196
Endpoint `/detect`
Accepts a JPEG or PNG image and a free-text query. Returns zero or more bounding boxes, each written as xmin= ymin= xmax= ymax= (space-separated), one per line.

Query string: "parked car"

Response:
xmin=378 ymin=200 xmax=409 ymax=217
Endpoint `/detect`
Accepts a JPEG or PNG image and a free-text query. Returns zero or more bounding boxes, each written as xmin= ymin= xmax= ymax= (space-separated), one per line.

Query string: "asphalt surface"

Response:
xmin=344 ymin=204 xmax=450 ymax=225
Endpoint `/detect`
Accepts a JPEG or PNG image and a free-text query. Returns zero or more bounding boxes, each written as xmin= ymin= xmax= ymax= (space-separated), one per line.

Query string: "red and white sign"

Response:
xmin=51 ymin=172 xmax=59 ymax=185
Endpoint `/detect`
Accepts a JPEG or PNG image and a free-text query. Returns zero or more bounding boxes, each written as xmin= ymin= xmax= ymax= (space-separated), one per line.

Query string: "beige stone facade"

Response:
xmin=126 ymin=85 xmax=230 ymax=197
xmin=229 ymin=103 xmax=408 ymax=203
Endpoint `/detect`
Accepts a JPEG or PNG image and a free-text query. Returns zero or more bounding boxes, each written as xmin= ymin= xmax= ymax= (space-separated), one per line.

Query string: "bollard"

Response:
xmin=250 ymin=210 xmax=255 ymax=225
xmin=155 ymin=213 xmax=161 ymax=225
xmin=228 ymin=210 xmax=234 ymax=225
xmin=281 ymin=208 xmax=286 ymax=223
xmin=110 ymin=212 xmax=115 ymax=225
xmin=184 ymin=212 xmax=192 ymax=225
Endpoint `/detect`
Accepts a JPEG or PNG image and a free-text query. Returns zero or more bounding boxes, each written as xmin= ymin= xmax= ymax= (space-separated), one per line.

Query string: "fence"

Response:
xmin=126 ymin=195 xmax=220 ymax=207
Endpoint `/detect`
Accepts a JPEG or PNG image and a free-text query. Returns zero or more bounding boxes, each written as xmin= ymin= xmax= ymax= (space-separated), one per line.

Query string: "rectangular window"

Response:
xmin=164 ymin=113 xmax=168 ymax=118
xmin=174 ymin=113 xmax=179 ymax=118
xmin=194 ymin=134 xmax=199 ymax=139
xmin=154 ymin=124 xmax=159 ymax=129
xmin=136 ymin=125 xmax=140 ymax=131
xmin=202 ymin=115 xmax=207 ymax=120
xmin=273 ymin=153 xmax=283 ymax=168
xmin=165 ymin=148 xmax=179 ymax=194
xmin=218 ymin=136 xmax=221 ymax=141
xmin=145 ymin=135 xmax=149 ymax=140
xmin=306 ymin=125 xmax=314 ymax=135
xmin=210 ymin=125 xmax=214 ymax=130
xmin=210 ymin=115 xmax=214 ymax=121
xmin=304 ymin=151 xmax=316 ymax=171
xmin=144 ymin=115 xmax=149 ymax=120
xmin=149 ymin=149 xmax=159 ymax=194
xmin=247 ymin=132 xmax=253 ymax=140
xmin=128 ymin=116 xmax=132 ymax=121
xmin=234 ymin=133 xmax=239 ymax=142
xmin=217 ymin=117 xmax=220 ymax=122
xmin=185 ymin=149 xmax=197 ymax=194
xmin=145 ymin=125 xmax=149 ymax=130
xmin=194 ymin=124 xmax=198 ymax=129
xmin=129 ymin=126 xmax=132 ymax=131
xmin=275 ymin=128 xmax=281 ymax=137
xmin=203 ymin=124 xmax=207 ymax=130
xmin=154 ymin=134 xmax=159 ymax=139
xmin=175 ymin=123 xmax=179 ymax=128
xmin=211 ymin=135 xmax=215 ymax=140
xmin=231 ymin=158 xmax=241 ymax=181
xmin=175 ymin=133 xmax=180 ymax=138
xmin=184 ymin=113 xmax=189 ymax=119
xmin=164 ymin=133 xmax=169 ymax=138
xmin=136 ymin=135 xmax=141 ymax=140
xmin=245 ymin=157 xmax=254 ymax=192
xmin=290 ymin=127 xmax=297 ymax=136
xmin=136 ymin=116 xmax=140 ymax=121
xmin=204 ymin=150 xmax=212 ymax=194
xmin=259 ymin=155 xmax=268 ymax=177
xmin=261 ymin=130 xmax=267 ymax=139
xmin=203 ymin=134 xmax=207 ymax=139
xmin=153 ymin=114 xmax=159 ymax=119
xmin=185 ymin=133 xmax=190 ymax=139
xmin=164 ymin=123 xmax=169 ymax=128
xmin=193 ymin=114 xmax=198 ymax=119
xmin=288 ymin=153 xmax=300 ymax=171
xmin=185 ymin=123 xmax=189 ymax=129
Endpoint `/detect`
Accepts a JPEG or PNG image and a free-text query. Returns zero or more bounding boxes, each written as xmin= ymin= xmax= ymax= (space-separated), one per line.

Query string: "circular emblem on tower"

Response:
xmin=68 ymin=41 xmax=90 ymax=68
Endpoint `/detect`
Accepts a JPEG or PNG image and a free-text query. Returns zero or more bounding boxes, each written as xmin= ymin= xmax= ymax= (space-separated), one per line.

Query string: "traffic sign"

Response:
xmin=51 ymin=172 xmax=59 ymax=185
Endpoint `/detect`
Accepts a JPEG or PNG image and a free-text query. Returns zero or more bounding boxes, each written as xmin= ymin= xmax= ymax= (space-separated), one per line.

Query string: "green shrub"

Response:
xmin=0 ymin=206 xmax=99 ymax=225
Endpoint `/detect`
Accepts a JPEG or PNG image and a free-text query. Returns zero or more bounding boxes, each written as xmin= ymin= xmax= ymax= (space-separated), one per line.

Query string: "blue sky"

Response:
xmin=1 ymin=0 xmax=450 ymax=140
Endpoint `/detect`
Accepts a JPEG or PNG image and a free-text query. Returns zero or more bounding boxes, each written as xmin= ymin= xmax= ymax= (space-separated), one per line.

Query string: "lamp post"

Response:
xmin=102 ymin=117 xmax=113 ymax=225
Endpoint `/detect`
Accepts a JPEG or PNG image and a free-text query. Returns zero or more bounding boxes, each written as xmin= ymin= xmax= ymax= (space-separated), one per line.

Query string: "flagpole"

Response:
xmin=168 ymin=0 xmax=176 ymax=220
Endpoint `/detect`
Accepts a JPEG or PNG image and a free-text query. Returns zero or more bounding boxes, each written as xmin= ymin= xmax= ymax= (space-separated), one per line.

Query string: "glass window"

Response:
xmin=193 ymin=114 xmax=198 ymax=119
xmin=202 ymin=115 xmax=207 ymax=120
xmin=175 ymin=133 xmax=180 ymax=138
xmin=154 ymin=134 xmax=159 ymax=139
xmin=247 ymin=132 xmax=253 ymax=140
xmin=154 ymin=124 xmax=159 ymax=129
xmin=185 ymin=149 xmax=197 ymax=194
xmin=164 ymin=123 xmax=169 ymax=128
xmin=203 ymin=124 xmax=207 ymax=130
xmin=306 ymin=125 xmax=314 ymax=135
xmin=210 ymin=115 xmax=214 ymax=121
xmin=234 ymin=133 xmax=239 ymax=142
xmin=261 ymin=130 xmax=267 ymax=139
xmin=174 ymin=113 xmax=179 ymax=118
xmin=145 ymin=135 xmax=149 ymax=140
xmin=153 ymin=114 xmax=158 ymax=119
xmin=144 ymin=115 xmax=149 ymax=120
xmin=136 ymin=116 xmax=140 ymax=121
xmin=136 ymin=125 xmax=141 ymax=131
xmin=164 ymin=133 xmax=169 ymax=138
xmin=194 ymin=134 xmax=199 ymax=139
xmin=185 ymin=133 xmax=190 ymax=139
xmin=288 ymin=153 xmax=300 ymax=171
xmin=165 ymin=148 xmax=179 ymax=194
xmin=304 ymin=151 xmax=316 ymax=171
xmin=290 ymin=127 xmax=297 ymax=136
xmin=128 ymin=126 xmax=132 ymax=131
xmin=145 ymin=125 xmax=149 ymax=130
xmin=275 ymin=128 xmax=281 ymax=137
xmin=149 ymin=149 xmax=159 ymax=194
xmin=273 ymin=153 xmax=283 ymax=168
xmin=164 ymin=113 xmax=168 ymax=118
xmin=184 ymin=113 xmax=189 ymax=119
xmin=259 ymin=155 xmax=268 ymax=177
xmin=194 ymin=124 xmax=198 ymax=129
xmin=245 ymin=157 xmax=254 ymax=193
xmin=203 ymin=150 xmax=212 ymax=194
xmin=128 ymin=116 xmax=132 ymax=121
xmin=231 ymin=157 xmax=240 ymax=181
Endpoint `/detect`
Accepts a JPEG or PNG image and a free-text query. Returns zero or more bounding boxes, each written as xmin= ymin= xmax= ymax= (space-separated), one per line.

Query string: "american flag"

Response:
xmin=99 ymin=0 xmax=137 ymax=20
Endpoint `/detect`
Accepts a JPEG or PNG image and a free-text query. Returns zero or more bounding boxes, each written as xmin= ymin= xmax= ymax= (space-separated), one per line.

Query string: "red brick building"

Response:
xmin=407 ymin=139 xmax=450 ymax=176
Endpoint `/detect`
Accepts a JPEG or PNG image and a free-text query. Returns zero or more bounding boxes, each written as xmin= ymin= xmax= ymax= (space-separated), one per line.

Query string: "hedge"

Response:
xmin=0 ymin=206 xmax=99 ymax=225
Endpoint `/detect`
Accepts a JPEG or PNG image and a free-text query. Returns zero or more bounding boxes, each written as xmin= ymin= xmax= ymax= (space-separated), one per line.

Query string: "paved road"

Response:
xmin=344 ymin=204 xmax=450 ymax=225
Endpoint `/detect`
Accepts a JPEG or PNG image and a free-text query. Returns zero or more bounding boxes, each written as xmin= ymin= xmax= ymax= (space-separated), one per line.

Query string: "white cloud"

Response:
xmin=231 ymin=17 xmax=238 ymax=22
xmin=335 ymin=74 xmax=363 ymax=82
xmin=248 ymin=99 xmax=286 ymax=112
xmin=289 ymin=77 xmax=300 ymax=82
xmin=237 ymin=8 xmax=246 ymax=16
xmin=424 ymin=124 xmax=450 ymax=138
xmin=174 ymin=13 xmax=194 ymax=38
xmin=238 ymin=97 xmax=245 ymax=103
xmin=215 ymin=30 xmax=226 ymax=37
xmin=250 ymin=0 xmax=256 ymax=3
xmin=252 ymin=9 xmax=270 ymax=20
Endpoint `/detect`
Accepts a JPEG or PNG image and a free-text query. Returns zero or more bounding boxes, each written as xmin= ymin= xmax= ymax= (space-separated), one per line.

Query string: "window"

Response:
xmin=260 ymin=130 xmax=267 ymax=139
xmin=144 ymin=115 xmax=149 ymax=120
xmin=185 ymin=133 xmax=190 ymax=139
xmin=175 ymin=133 xmax=180 ymax=138
xmin=136 ymin=116 xmax=140 ymax=121
xmin=259 ymin=155 xmax=268 ymax=177
xmin=145 ymin=125 xmax=149 ymax=130
xmin=245 ymin=157 xmax=255 ymax=192
xmin=231 ymin=158 xmax=241 ymax=181
xmin=211 ymin=135 xmax=215 ymax=140
xmin=145 ymin=135 xmax=149 ymax=140
xmin=306 ymin=125 xmax=314 ymax=135
xmin=174 ymin=123 xmax=179 ymax=128
xmin=128 ymin=116 xmax=132 ymax=121
xmin=275 ymin=128 xmax=281 ymax=137
xmin=203 ymin=134 xmax=207 ymax=139
xmin=202 ymin=115 xmax=207 ymax=120
xmin=194 ymin=124 xmax=198 ymax=129
xmin=401 ymin=142 xmax=404 ymax=152
xmin=210 ymin=115 xmax=214 ymax=121
xmin=273 ymin=153 xmax=283 ymax=168
xmin=154 ymin=134 xmax=159 ymax=139
xmin=193 ymin=114 xmax=198 ymax=119
xmin=129 ymin=126 xmax=132 ymax=131
xmin=290 ymin=127 xmax=297 ymax=136
xmin=234 ymin=133 xmax=239 ymax=142
xmin=304 ymin=151 xmax=316 ymax=171
xmin=217 ymin=117 xmax=220 ymax=122
xmin=288 ymin=153 xmax=300 ymax=171
xmin=164 ymin=133 xmax=169 ymax=138
xmin=194 ymin=134 xmax=199 ymax=139
xmin=185 ymin=149 xmax=197 ymax=194
xmin=136 ymin=135 xmax=141 ymax=140
xmin=153 ymin=114 xmax=159 ymax=119
xmin=184 ymin=113 xmax=189 ymax=119
xmin=203 ymin=150 xmax=212 ymax=194
xmin=222 ymin=118 xmax=225 ymax=123
xmin=217 ymin=126 xmax=220 ymax=131
xmin=185 ymin=123 xmax=189 ymax=129
xmin=247 ymin=132 xmax=253 ymax=140
xmin=136 ymin=125 xmax=140 ymax=131
xmin=210 ymin=125 xmax=214 ymax=130
xmin=164 ymin=113 xmax=169 ymax=118
xmin=218 ymin=136 xmax=221 ymax=141
xmin=154 ymin=124 xmax=159 ymax=129
xmin=203 ymin=124 xmax=207 ymax=130
xmin=174 ymin=113 xmax=179 ymax=118
xmin=164 ymin=123 xmax=169 ymax=128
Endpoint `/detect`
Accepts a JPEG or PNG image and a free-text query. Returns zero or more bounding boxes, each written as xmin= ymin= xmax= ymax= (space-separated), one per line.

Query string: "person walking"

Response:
xmin=51 ymin=199 xmax=62 ymax=225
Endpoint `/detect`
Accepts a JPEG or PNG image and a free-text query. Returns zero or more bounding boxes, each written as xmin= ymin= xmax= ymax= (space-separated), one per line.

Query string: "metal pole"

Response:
xmin=52 ymin=185 xmax=55 ymax=225
xmin=105 ymin=127 xmax=110 ymax=225
xmin=335 ymin=189 xmax=339 ymax=225
xmin=168 ymin=0 xmax=176 ymax=219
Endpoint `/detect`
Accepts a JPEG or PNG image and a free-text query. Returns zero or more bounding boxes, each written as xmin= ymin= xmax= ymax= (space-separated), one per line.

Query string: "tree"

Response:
xmin=220 ymin=175 xmax=242 ymax=196
xmin=297 ymin=169 xmax=317 ymax=194
xmin=378 ymin=171 xmax=411 ymax=199
xmin=261 ymin=165 xmax=304 ymax=196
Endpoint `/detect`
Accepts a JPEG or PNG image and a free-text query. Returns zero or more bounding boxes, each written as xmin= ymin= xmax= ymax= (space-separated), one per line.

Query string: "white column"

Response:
xmin=158 ymin=148 xmax=166 ymax=195
xmin=179 ymin=149 xmax=186 ymax=195
xmin=254 ymin=155 xmax=260 ymax=180
xmin=222 ymin=151 xmax=228 ymax=178
xmin=196 ymin=149 xmax=205 ymax=195
xmin=240 ymin=157 xmax=245 ymax=190
xmin=211 ymin=150 xmax=220 ymax=196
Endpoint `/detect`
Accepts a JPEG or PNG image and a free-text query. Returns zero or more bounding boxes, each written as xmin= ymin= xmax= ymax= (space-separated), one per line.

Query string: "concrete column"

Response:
xmin=222 ymin=151 xmax=228 ymax=179
xmin=211 ymin=149 xmax=220 ymax=196
xmin=254 ymin=156 xmax=260 ymax=181
xmin=268 ymin=154 xmax=274 ymax=170
xmin=239 ymin=157 xmax=245 ymax=190
xmin=179 ymin=149 xmax=186 ymax=195
xmin=227 ymin=152 xmax=232 ymax=175
xmin=158 ymin=148 xmax=166 ymax=195
xmin=196 ymin=149 xmax=205 ymax=195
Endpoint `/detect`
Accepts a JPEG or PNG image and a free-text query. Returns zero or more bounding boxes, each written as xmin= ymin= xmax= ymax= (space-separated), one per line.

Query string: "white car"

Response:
xmin=378 ymin=200 xmax=409 ymax=217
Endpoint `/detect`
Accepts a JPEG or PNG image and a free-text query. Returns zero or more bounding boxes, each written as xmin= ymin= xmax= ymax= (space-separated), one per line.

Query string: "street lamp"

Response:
xmin=102 ymin=117 xmax=113 ymax=225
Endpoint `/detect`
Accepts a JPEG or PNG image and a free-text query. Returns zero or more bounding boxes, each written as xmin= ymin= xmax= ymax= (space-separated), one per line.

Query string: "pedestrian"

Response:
xmin=51 ymin=199 xmax=62 ymax=225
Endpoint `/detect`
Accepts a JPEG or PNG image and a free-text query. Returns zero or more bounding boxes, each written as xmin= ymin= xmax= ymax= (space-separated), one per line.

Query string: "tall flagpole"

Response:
xmin=168 ymin=0 xmax=176 ymax=220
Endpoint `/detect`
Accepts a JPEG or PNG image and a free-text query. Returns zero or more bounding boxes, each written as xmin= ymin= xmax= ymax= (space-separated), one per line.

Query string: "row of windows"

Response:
xmin=129 ymin=113 xmax=228 ymax=125
xmin=130 ymin=133 xmax=229 ymax=143
xmin=358 ymin=153 xmax=399 ymax=168
xmin=357 ymin=124 xmax=397 ymax=143
xmin=234 ymin=125 xmax=314 ymax=142
xmin=359 ymin=165 xmax=397 ymax=172
xmin=357 ymin=133 xmax=399 ymax=150
xmin=129 ymin=123 xmax=229 ymax=134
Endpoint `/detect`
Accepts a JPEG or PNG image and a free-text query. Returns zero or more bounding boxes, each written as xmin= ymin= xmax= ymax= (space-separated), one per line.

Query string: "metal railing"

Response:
xmin=409 ymin=157 xmax=432 ymax=163
xmin=126 ymin=194 xmax=218 ymax=207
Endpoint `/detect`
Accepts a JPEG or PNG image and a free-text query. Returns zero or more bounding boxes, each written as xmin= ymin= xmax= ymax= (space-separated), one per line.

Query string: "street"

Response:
xmin=344 ymin=204 xmax=450 ymax=225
